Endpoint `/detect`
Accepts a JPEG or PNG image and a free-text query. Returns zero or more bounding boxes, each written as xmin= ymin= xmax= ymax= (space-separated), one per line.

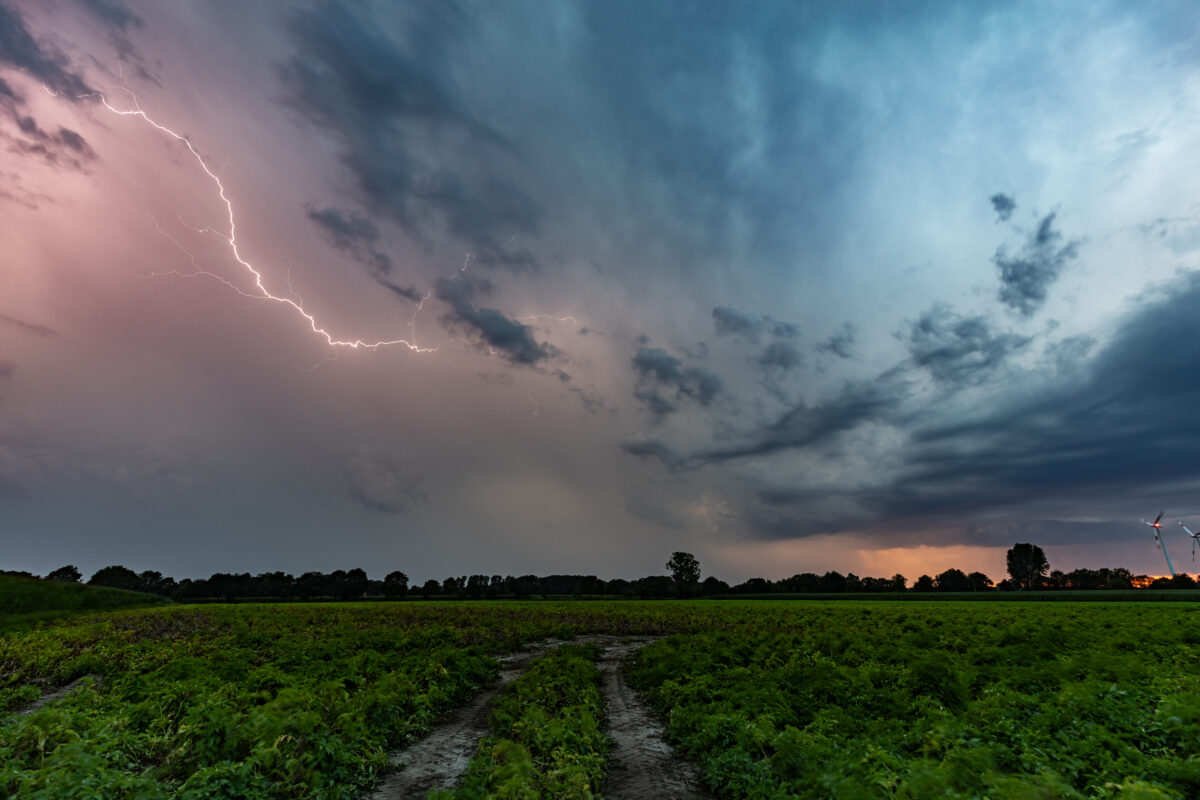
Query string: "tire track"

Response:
xmin=600 ymin=640 xmax=712 ymax=800
xmin=369 ymin=639 xmax=565 ymax=799
xmin=369 ymin=636 xmax=710 ymax=800
xmin=13 ymin=674 xmax=102 ymax=717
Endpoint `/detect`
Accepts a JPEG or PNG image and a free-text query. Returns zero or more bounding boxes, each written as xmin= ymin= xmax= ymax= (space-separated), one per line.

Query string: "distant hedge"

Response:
xmin=706 ymin=590 xmax=1200 ymax=602
xmin=0 ymin=574 xmax=168 ymax=618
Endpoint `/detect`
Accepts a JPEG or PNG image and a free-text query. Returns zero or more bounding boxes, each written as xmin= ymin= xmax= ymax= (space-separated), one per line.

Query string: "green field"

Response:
xmin=2 ymin=601 xmax=1199 ymax=798
xmin=0 ymin=573 xmax=167 ymax=630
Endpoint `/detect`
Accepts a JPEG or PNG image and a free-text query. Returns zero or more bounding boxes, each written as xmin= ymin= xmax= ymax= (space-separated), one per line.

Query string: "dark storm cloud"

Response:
xmin=903 ymin=306 xmax=1030 ymax=385
xmin=76 ymin=0 xmax=143 ymax=32
xmin=817 ymin=323 xmax=857 ymax=359
xmin=630 ymin=344 xmax=722 ymax=419
xmin=0 ymin=2 xmax=91 ymax=96
xmin=712 ymin=306 xmax=800 ymax=342
xmin=0 ymin=312 xmax=58 ymax=338
xmin=344 ymin=447 xmax=426 ymax=514
xmin=733 ymin=271 xmax=1200 ymax=541
xmin=304 ymin=204 xmax=423 ymax=302
xmin=626 ymin=373 xmax=906 ymax=470
xmin=434 ymin=274 xmax=554 ymax=365
xmin=758 ymin=341 xmax=804 ymax=370
xmin=279 ymin=1 xmax=539 ymax=265
xmin=0 ymin=3 xmax=97 ymax=170
xmin=990 ymin=192 xmax=1016 ymax=222
xmin=714 ymin=306 xmax=804 ymax=372
xmin=994 ymin=212 xmax=1080 ymax=316
xmin=901 ymin=271 xmax=1200 ymax=501
xmin=304 ymin=204 xmax=392 ymax=274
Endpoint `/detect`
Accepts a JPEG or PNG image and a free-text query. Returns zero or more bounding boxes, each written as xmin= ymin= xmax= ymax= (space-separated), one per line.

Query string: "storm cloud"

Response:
xmin=279 ymin=1 xmax=539 ymax=265
xmin=903 ymin=307 xmax=1030 ymax=386
xmin=631 ymin=343 xmax=722 ymax=419
xmin=434 ymin=274 xmax=555 ymax=365
xmin=0 ymin=3 xmax=95 ymax=169
xmin=994 ymin=212 xmax=1080 ymax=317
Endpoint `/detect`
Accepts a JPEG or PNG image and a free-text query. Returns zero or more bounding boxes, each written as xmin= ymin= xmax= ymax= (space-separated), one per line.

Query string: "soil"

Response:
xmin=369 ymin=638 xmax=566 ymax=799
xmin=598 ymin=640 xmax=713 ymax=800
xmin=369 ymin=635 xmax=712 ymax=799
xmin=14 ymin=674 xmax=103 ymax=716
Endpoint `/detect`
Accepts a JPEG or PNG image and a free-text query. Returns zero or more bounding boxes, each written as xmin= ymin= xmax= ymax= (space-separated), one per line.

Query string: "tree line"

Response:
xmin=9 ymin=543 xmax=1197 ymax=602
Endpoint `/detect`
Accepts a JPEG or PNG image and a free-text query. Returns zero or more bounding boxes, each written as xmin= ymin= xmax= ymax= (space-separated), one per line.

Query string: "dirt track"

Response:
xmin=15 ymin=674 xmax=102 ymax=716
xmin=370 ymin=636 xmax=710 ymax=799
xmin=598 ymin=640 xmax=712 ymax=800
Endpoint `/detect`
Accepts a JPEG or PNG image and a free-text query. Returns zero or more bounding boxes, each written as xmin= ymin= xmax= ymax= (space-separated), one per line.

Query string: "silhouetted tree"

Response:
xmin=88 ymin=565 xmax=142 ymax=592
xmin=665 ymin=552 xmax=701 ymax=598
xmin=383 ymin=571 xmax=409 ymax=598
xmin=45 ymin=565 xmax=82 ymax=583
xmin=820 ymin=571 xmax=848 ymax=593
xmin=421 ymin=579 xmax=439 ymax=598
xmin=934 ymin=568 xmax=972 ymax=592
xmin=913 ymin=574 xmax=935 ymax=592
xmin=1006 ymin=543 xmax=1049 ymax=590
xmin=891 ymin=574 xmax=907 ymax=591
xmin=699 ymin=576 xmax=730 ymax=595
xmin=966 ymin=571 xmax=993 ymax=591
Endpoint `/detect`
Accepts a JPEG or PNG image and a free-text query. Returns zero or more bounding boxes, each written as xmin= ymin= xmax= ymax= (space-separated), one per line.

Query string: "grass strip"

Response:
xmin=439 ymin=643 xmax=608 ymax=800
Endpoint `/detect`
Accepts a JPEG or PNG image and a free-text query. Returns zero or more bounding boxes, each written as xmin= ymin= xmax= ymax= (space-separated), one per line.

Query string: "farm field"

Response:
xmin=2 ymin=601 xmax=1199 ymax=798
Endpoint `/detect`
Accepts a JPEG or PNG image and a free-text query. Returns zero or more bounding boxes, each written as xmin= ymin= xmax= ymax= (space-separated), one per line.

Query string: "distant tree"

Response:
xmin=820 ymin=571 xmax=848 ymax=593
xmin=442 ymin=577 xmax=460 ymax=596
xmin=966 ymin=571 xmax=993 ymax=591
xmin=421 ymin=579 xmax=439 ymax=599
xmin=665 ymin=552 xmax=701 ymax=598
xmin=933 ymin=568 xmax=972 ymax=592
xmin=383 ymin=571 xmax=409 ymax=598
xmin=734 ymin=577 xmax=771 ymax=594
xmin=466 ymin=574 xmax=488 ymax=599
xmin=45 ymin=565 xmax=82 ymax=583
xmin=605 ymin=578 xmax=632 ymax=597
xmin=699 ymin=576 xmax=730 ymax=595
xmin=1006 ymin=543 xmax=1050 ymax=590
xmin=88 ymin=565 xmax=142 ymax=592
xmin=296 ymin=571 xmax=327 ymax=599
xmin=783 ymin=573 xmax=822 ymax=593
xmin=635 ymin=575 xmax=674 ymax=599
xmin=138 ymin=570 xmax=176 ymax=596
xmin=891 ymin=574 xmax=907 ymax=591
xmin=1103 ymin=568 xmax=1134 ymax=590
xmin=913 ymin=574 xmax=935 ymax=592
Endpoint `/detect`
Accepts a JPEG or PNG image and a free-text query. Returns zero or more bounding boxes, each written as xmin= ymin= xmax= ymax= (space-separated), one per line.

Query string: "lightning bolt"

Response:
xmin=47 ymin=82 xmax=584 ymax=417
xmin=69 ymin=85 xmax=446 ymax=354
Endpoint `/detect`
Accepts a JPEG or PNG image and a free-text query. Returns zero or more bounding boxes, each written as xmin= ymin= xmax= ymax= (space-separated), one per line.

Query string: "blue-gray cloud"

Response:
xmin=990 ymin=192 xmax=1016 ymax=222
xmin=994 ymin=212 xmax=1080 ymax=316
xmin=0 ymin=3 xmax=95 ymax=170
xmin=434 ymin=274 xmax=554 ymax=365
xmin=279 ymin=1 xmax=539 ymax=268
xmin=817 ymin=323 xmax=856 ymax=359
xmin=631 ymin=343 xmax=722 ymax=419
xmin=903 ymin=306 xmax=1030 ymax=385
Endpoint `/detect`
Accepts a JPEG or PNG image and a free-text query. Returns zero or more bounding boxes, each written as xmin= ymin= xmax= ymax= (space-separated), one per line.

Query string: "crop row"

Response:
xmin=3 ymin=601 xmax=1200 ymax=797
xmin=627 ymin=603 xmax=1200 ymax=798
xmin=440 ymin=643 xmax=608 ymax=799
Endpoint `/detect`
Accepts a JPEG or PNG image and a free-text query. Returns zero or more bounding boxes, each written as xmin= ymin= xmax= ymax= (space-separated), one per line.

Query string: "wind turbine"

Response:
xmin=1178 ymin=521 xmax=1200 ymax=563
xmin=1142 ymin=511 xmax=1177 ymax=577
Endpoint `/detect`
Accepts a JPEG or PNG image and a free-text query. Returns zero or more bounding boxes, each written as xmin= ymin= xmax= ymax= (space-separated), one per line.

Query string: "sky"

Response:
xmin=3 ymin=0 xmax=1200 ymax=583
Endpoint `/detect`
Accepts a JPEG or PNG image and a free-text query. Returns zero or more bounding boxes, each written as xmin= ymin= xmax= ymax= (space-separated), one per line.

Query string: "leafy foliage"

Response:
xmin=627 ymin=602 xmax=1200 ymax=799
xmin=442 ymin=643 xmax=608 ymax=799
